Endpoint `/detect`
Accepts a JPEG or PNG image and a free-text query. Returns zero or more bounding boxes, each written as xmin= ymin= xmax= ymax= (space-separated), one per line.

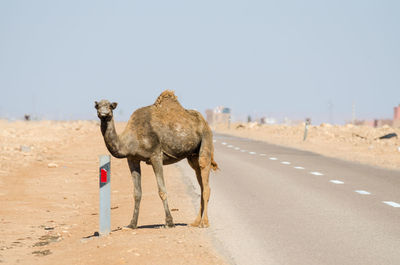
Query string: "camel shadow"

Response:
xmin=137 ymin=223 xmax=187 ymax=229
xmin=82 ymin=223 xmax=188 ymax=239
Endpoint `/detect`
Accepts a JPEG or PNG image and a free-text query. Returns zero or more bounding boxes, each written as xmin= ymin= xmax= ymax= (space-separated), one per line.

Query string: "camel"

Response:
xmin=95 ymin=90 xmax=218 ymax=228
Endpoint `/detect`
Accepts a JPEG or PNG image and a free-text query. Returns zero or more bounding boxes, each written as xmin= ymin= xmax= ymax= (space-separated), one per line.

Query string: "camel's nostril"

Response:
xmin=98 ymin=113 xmax=110 ymax=119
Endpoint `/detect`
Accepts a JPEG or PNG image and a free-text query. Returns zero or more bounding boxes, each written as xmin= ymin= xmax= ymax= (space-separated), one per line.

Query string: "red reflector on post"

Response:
xmin=100 ymin=168 xmax=108 ymax=183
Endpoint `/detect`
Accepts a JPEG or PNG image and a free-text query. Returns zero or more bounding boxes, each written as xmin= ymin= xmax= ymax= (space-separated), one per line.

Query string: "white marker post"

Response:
xmin=303 ymin=118 xmax=311 ymax=141
xmin=99 ymin=155 xmax=111 ymax=236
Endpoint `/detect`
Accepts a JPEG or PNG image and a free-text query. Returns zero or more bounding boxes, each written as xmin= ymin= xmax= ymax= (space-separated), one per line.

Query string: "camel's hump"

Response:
xmin=154 ymin=90 xmax=180 ymax=107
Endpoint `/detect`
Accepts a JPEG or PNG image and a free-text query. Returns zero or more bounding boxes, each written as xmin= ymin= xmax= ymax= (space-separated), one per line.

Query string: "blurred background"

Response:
xmin=1 ymin=0 xmax=399 ymax=125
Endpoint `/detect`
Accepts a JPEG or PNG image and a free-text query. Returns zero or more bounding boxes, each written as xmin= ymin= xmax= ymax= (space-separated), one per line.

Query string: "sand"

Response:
xmin=0 ymin=120 xmax=227 ymax=265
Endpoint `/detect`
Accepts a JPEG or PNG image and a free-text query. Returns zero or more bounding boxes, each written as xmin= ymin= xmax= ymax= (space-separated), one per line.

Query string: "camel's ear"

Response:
xmin=111 ymin=102 xmax=118 ymax=110
xmin=94 ymin=101 xmax=99 ymax=109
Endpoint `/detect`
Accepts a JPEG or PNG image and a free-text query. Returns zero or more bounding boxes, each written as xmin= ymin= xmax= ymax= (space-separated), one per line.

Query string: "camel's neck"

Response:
xmin=100 ymin=118 xmax=127 ymax=158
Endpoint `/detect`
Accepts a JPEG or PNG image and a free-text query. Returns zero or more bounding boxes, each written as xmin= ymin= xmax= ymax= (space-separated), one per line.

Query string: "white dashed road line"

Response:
xmin=330 ymin=180 xmax=344 ymax=184
xmin=355 ymin=190 xmax=371 ymax=195
xmin=217 ymin=139 xmax=400 ymax=212
xmin=383 ymin=201 xmax=400 ymax=208
xmin=310 ymin=172 xmax=324 ymax=176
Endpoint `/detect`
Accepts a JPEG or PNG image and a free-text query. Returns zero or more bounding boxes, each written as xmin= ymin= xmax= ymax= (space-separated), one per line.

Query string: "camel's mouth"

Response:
xmin=98 ymin=112 xmax=112 ymax=120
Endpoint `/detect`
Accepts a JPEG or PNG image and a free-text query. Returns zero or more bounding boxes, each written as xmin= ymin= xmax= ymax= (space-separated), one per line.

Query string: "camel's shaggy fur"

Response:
xmin=95 ymin=90 xmax=218 ymax=228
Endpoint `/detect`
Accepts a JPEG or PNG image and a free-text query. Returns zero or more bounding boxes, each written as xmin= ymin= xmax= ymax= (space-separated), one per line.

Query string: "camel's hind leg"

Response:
xmin=188 ymin=148 xmax=212 ymax=227
xmin=127 ymin=157 xmax=142 ymax=229
xmin=187 ymin=157 xmax=203 ymax=226
xmin=151 ymin=155 xmax=175 ymax=228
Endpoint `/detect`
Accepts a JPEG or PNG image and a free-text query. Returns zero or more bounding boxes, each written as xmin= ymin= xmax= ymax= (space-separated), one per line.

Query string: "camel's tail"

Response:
xmin=211 ymin=152 xmax=219 ymax=171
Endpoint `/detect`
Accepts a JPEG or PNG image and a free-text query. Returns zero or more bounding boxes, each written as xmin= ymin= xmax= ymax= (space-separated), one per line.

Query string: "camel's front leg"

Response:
xmin=127 ymin=157 xmax=141 ymax=229
xmin=151 ymin=156 xmax=175 ymax=228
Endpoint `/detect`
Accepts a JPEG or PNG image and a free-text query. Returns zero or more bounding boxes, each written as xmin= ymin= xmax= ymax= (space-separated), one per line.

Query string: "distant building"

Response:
xmin=265 ymin=117 xmax=277 ymax=125
xmin=374 ymin=119 xmax=393 ymax=127
xmin=394 ymin=105 xmax=400 ymax=120
xmin=283 ymin=117 xmax=303 ymax=126
xmin=205 ymin=109 xmax=214 ymax=125
xmin=352 ymin=120 xmax=374 ymax=127
xmin=352 ymin=119 xmax=392 ymax=128
xmin=205 ymin=106 xmax=231 ymax=126
xmin=346 ymin=104 xmax=400 ymax=128
xmin=394 ymin=104 xmax=400 ymax=128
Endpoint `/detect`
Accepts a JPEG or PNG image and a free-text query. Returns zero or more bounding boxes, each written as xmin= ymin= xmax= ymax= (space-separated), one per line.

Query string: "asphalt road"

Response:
xmin=177 ymin=133 xmax=400 ymax=265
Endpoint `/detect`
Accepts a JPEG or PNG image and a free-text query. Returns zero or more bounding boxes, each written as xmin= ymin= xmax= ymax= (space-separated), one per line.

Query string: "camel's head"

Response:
xmin=95 ymin=100 xmax=117 ymax=121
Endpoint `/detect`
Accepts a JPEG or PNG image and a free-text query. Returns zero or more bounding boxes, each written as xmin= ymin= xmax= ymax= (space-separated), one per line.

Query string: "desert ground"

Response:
xmin=1 ymin=120 xmax=399 ymax=264
xmin=0 ymin=120 xmax=226 ymax=265
xmin=214 ymin=122 xmax=400 ymax=171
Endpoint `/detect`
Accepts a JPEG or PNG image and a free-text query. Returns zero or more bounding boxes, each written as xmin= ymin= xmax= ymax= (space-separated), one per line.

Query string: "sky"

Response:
xmin=1 ymin=0 xmax=399 ymax=124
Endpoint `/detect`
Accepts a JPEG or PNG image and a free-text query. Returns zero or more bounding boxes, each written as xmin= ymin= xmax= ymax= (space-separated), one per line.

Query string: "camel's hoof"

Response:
xmin=126 ymin=223 xmax=137 ymax=229
xmin=190 ymin=222 xmax=200 ymax=227
xmin=190 ymin=217 xmax=201 ymax=227
xmin=191 ymin=220 xmax=209 ymax=228
xmin=165 ymin=222 xmax=175 ymax=228
xmin=199 ymin=221 xmax=209 ymax=228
